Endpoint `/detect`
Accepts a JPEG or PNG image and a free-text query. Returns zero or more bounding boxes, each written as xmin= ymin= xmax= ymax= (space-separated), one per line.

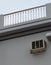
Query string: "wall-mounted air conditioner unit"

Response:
xmin=30 ymin=40 xmax=47 ymax=54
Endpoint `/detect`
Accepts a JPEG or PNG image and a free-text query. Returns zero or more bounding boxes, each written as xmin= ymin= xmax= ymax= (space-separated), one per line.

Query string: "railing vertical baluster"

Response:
xmin=18 ymin=13 xmax=19 ymax=23
xmin=8 ymin=15 xmax=10 ymax=25
xmin=14 ymin=14 xmax=15 ymax=24
xmin=22 ymin=12 xmax=23 ymax=22
xmin=23 ymin=11 xmax=24 ymax=22
xmin=27 ymin=10 xmax=29 ymax=21
xmin=41 ymin=7 xmax=42 ymax=18
xmin=9 ymin=15 xmax=11 ymax=25
xmin=19 ymin=12 xmax=20 ymax=23
xmin=25 ymin=11 xmax=26 ymax=22
xmin=37 ymin=8 xmax=39 ymax=19
xmin=24 ymin=11 xmax=25 ymax=22
xmin=32 ymin=9 xmax=34 ymax=19
xmin=16 ymin=13 xmax=18 ymax=23
xmin=10 ymin=15 xmax=11 ymax=25
xmin=38 ymin=8 xmax=39 ymax=18
xmin=44 ymin=6 xmax=46 ymax=17
xmin=20 ymin=12 xmax=21 ymax=23
xmin=28 ymin=10 xmax=29 ymax=21
xmin=5 ymin=16 xmax=7 ymax=26
xmin=36 ymin=8 xmax=37 ymax=19
xmin=31 ymin=9 xmax=32 ymax=20
xmin=15 ymin=13 xmax=16 ymax=24
xmin=29 ymin=10 xmax=30 ymax=20
xmin=32 ymin=9 xmax=34 ymax=20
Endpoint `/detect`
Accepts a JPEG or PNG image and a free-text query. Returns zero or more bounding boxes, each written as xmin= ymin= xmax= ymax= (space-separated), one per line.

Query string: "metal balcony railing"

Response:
xmin=4 ymin=5 xmax=46 ymax=27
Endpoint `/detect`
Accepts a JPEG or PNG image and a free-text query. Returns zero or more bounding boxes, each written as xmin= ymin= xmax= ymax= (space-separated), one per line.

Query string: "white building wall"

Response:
xmin=0 ymin=31 xmax=51 ymax=65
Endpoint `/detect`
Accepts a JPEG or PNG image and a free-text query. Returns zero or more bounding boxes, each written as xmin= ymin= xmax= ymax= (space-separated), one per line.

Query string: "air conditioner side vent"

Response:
xmin=30 ymin=40 xmax=47 ymax=54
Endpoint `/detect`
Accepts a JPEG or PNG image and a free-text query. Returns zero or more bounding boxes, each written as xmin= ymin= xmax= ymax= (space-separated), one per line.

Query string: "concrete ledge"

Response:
xmin=0 ymin=18 xmax=51 ymax=41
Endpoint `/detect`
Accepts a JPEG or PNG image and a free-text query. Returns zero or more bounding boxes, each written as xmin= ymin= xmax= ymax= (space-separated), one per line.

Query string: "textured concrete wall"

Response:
xmin=0 ymin=30 xmax=51 ymax=65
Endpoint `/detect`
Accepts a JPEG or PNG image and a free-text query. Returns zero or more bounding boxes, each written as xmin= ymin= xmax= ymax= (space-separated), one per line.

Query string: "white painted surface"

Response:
xmin=0 ymin=31 xmax=51 ymax=65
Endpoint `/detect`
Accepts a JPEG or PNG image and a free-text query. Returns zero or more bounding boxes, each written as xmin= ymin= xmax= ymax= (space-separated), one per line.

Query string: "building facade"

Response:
xmin=0 ymin=3 xmax=51 ymax=65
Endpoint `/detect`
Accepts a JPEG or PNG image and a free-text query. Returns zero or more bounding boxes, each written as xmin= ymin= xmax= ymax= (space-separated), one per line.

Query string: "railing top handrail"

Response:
xmin=3 ymin=4 xmax=46 ymax=16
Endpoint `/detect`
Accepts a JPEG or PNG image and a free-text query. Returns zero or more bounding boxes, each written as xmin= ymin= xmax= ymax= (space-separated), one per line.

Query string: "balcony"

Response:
xmin=0 ymin=3 xmax=51 ymax=28
xmin=4 ymin=5 xmax=46 ymax=27
xmin=0 ymin=3 xmax=51 ymax=40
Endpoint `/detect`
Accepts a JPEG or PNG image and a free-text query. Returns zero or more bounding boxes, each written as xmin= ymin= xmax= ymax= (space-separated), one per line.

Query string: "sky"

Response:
xmin=0 ymin=0 xmax=51 ymax=14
